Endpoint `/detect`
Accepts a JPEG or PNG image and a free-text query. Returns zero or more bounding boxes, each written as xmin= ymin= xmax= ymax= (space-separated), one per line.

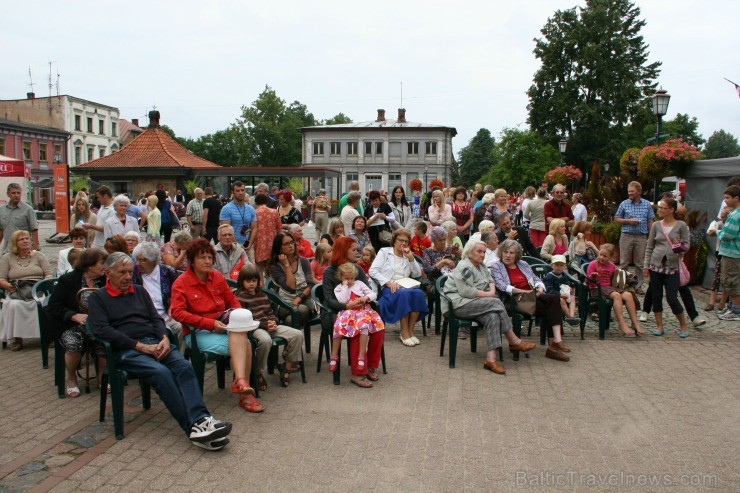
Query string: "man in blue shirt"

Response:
xmin=126 ymin=200 xmax=147 ymax=229
xmin=614 ymin=181 xmax=654 ymax=293
xmin=220 ymin=181 xmax=256 ymax=259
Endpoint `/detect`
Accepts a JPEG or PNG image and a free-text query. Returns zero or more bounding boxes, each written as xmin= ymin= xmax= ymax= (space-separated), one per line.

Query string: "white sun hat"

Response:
xmin=224 ymin=309 xmax=260 ymax=332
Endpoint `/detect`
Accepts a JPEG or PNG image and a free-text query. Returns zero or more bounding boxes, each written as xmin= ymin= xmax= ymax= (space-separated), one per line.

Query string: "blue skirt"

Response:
xmin=379 ymin=287 xmax=429 ymax=324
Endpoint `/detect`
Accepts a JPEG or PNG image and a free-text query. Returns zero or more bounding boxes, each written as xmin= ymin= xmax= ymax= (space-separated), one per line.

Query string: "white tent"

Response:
xmin=0 ymin=154 xmax=30 ymax=205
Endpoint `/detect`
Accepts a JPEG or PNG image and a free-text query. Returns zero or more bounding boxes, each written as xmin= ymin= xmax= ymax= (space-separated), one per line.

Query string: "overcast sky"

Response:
xmin=2 ymin=0 xmax=738 ymax=155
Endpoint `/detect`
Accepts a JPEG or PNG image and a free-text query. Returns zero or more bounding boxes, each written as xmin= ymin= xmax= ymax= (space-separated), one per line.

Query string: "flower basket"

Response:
xmin=409 ymin=179 xmax=423 ymax=192
xmin=429 ymin=179 xmax=445 ymax=190
xmin=545 ymin=165 xmax=582 ymax=186
xmin=638 ymin=138 xmax=700 ymax=181
xmin=619 ymin=148 xmax=641 ymax=177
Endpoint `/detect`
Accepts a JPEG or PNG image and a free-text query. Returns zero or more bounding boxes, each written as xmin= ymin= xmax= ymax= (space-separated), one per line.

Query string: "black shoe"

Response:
xmin=192 ymin=437 xmax=229 ymax=451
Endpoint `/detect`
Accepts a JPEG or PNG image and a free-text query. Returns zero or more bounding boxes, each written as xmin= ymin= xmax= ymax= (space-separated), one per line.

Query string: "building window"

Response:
xmin=75 ymin=147 xmax=81 ymax=165
xmin=347 ymin=142 xmax=358 ymax=156
xmin=74 ymin=115 xmax=81 ymax=131
xmin=375 ymin=142 xmax=383 ymax=155
xmin=313 ymin=142 xmax=324 ymax=155
xmin=99 ymin=120 xmax=105 ymax=135
xmin=87 ymin=118 xmax=93 ymax=133
xmin=99 ymin=148 xmax=105 ymax=158
xmin=39 ymin=142 xmax=47 ymax=162
xmin=330 ymin=142 xmax=341 ymax=156
xmin=87 ymin=147 xmax=94 ymax=161
xmin=111 ymin=122 xmax=117 ymax=137
xmin=53 ymin=144 xmax=62 ymax=162
xmin=407 ymin=142 xmax=419 ymax=155
xmin=0 ymin=137 xmax=5 ymax=155
xmin=22 ymin=141 xmax=31 ymax=160
xmin=426 ymin=141 xmax=437 ymax=155
xmin=388 ymin=174 xmax=402 ymax=190
xmin=365 ymin=174 xmax=383 ymax=192
xmin=364 ymin=141 xmax=372 ymax=155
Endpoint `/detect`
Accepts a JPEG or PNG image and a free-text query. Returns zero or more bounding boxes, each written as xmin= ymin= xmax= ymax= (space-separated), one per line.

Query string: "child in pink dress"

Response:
xmin=329 ymin=262 xmax=385 ymax=372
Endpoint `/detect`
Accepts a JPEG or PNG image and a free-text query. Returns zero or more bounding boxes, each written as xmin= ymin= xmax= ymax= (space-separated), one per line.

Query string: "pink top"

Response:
xmin=311 ymin=259 xmax=327 ymax=281
xmin=333 ymin=280 xmax=376 ymax=304
xmin=553 ymin=240 xmax=568 ymax=255
xmin=586 ymin=260 xmax=615 ymax=287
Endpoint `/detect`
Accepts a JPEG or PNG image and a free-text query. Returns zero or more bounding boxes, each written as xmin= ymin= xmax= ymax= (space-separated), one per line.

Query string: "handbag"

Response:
xmin=513 ymin=291 xmax=537 ymax=317
xmin=8 ymin=280 xmax=35 ymax=301
xmin=678 ymin=260 xmax=690 ymax=287
xmin=378 ymin=227 xmax=393 ymax=246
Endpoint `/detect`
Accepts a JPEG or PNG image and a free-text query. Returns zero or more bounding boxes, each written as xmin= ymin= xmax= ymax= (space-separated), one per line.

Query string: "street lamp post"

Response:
xmin=603 ymin=162 xmax=610 ymax=178
xmin=558 ymin=137 xmax=567 ymax=166
xmin=651 ymin=88 xmax=671 ymax=203
xmin=424 ymin=165 xmax=429 ymax=194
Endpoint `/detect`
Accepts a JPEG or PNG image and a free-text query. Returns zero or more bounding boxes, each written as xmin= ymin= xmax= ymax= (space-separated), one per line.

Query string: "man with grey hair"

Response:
xmin=186 ymin=188 xmax=205 ymax=238
xmin=251 ymin=182 xmax=277 ymax=209
xmin=338 ymin=180 xmax=364 ymax=216
xmin=0 ymin=182 xmax=39 ymax=254
xmin=88 ymin=252 xmax=232 ymax=450
xmin=311 ymin=188 xmax=330 ymax=237
xmin=104 ymin=194 xmax=139 ymax=239
xmin=544 ymin=184 xmax=574 ymax=232
xmin=214 ymin=224 xmax=250 ymax=277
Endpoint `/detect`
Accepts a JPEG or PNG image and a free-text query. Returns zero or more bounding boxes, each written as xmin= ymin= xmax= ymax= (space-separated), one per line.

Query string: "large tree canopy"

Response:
xmin=703 ymin=130 xmax=740 ymax=159
xmin=458 ymin=128 xmax=496 ymax=187
xmin=527 ymin=0 xmax=661 ymax=168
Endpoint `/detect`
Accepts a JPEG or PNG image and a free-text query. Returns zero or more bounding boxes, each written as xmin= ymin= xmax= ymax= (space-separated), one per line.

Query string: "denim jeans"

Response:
xmin=114 ymin=338 xmax=209 ymax=435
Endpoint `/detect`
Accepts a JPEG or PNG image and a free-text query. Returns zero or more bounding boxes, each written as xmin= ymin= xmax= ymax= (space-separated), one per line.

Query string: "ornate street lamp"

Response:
xmin=558 ymin=137 xmax=567 ymax=165
xmin=651 ymin=88 xmax=671 ymax=202
xmin=424 ymin=164 xmax=429 ymax=193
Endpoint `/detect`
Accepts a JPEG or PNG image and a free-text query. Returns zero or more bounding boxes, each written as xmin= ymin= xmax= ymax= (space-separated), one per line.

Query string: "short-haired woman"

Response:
xmin=571 ymin=193 xmax=587 ymax=223
xmin=369 ymin=228 xmax=429 ymax=346
xmin=321 ymin=218 xmax=345 ymax=247
xmin=133 ymin=242 xmax=182 ymax=338
xmin=57 ymin=227 xmax=88 ymax=276
xmin=104 ymin=194 xmax=139 ymax=239
xmin=162 ymin=230 xmax=193 ymax=271
xmin=484 ymin=188 xmax=514 ymax=228
xmin=348 ymin=215 xmax=370 ymax=254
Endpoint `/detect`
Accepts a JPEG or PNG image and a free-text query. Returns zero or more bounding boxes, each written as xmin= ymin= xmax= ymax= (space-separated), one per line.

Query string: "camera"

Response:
xmin=240 ymin=225 xmax=249 ymax=236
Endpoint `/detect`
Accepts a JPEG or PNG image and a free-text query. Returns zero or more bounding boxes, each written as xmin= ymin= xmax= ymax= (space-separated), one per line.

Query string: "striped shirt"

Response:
xmin=718 ymin=208 xmax=740 ymax=258
xmin=615 ymin=198 xmax=654 ymax=235
xmin=186 ymin=198 xmax=204 ymax=224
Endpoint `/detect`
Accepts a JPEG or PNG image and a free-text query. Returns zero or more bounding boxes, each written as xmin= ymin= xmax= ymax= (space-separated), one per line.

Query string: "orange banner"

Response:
xmin=53 ymin=164 xmax=70 ymax=233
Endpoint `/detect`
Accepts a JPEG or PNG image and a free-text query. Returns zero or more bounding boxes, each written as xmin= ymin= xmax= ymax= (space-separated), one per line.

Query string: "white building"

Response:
xmin=0 ymin=93 xmax=120 ymax=167
xmin=300 ymin=109 xmax=456 ymax=196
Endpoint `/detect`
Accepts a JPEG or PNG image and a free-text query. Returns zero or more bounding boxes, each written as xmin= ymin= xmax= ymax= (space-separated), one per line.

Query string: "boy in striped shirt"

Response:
xmin=716 ymin=185 xmax=740 ymax=321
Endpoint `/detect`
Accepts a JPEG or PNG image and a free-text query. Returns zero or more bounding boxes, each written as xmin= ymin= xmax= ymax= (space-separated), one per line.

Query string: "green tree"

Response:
xmin=180 ymin=128 xmax=244 ymax=166
xmin=527 ymin=0 xmax=661 ymax=169
xmin=323 ymin=113 xmax=353 ymax=125
xmin=479 ymin=128 xmax=559 ymax=192
xmin=458 ymin=128 xmax=496 ymax=186
xmin=703 ymin=130 xmax=740 ymax=159
xmin=236 ymin=86 xmax=317 ymax=166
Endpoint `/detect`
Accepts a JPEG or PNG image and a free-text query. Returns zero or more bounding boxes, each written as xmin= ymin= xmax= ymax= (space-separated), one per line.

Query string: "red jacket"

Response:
xmin=171 ymin=268 xmax=240 ymax=334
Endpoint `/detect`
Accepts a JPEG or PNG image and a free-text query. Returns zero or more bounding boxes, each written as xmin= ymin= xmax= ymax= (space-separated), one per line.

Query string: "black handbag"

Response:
xmin=8 ymin=280 xmax=35 ymax=301
xmin=513 ymin=291 xmax=537 ymax=317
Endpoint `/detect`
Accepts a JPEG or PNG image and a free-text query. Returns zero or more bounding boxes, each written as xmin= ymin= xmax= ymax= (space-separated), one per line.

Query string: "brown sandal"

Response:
xmin=366 ymin=369 xmax=379 ymax=382
xmin=351 ymin=376 xmax=373 ymax=388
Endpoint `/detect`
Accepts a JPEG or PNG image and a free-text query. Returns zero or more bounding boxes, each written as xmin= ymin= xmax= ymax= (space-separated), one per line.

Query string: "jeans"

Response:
xmin=646 ymin=270 xmax=683 ymax=315
xmin=114 ymin=338 xmax=209 ymax=435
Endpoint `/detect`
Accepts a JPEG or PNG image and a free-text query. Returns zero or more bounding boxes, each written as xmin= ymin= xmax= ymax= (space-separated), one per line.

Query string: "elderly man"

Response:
xmin=496 ymin=214 xmax=539 ymax=259
xmin=311 ymin=189 xmax=330 ymax=238
xmin=186 ymin=188 xmax=205 ymax=238
xmin=0 ymin=182 xmax=39 ymax=254
xmin=132 ymin=242 xmax=182 ymax=339
xmin=544 ymin=184 xmax=574 ymax=233
xmin=214 ymin=224 xmax=250 ymax=278
xmin=104 ymin=195 xmax=140 ymax=239
xmin=614 ymin=181 xmax=654 ymax=293
xmin=250 ymin=182 xmax=277 ymax=209
xmin=87 ymin=252 xmax=232 ymax=450
xmin=288 ymin=224 xmax=315 ymax=259
xmin=88 ymin=186 xmax=114 ymax=248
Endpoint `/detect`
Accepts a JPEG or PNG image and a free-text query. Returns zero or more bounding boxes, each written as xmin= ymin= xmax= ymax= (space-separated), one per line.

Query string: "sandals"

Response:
xmin=66 ymin=385 xmax=81 ymax=398
xmin=230 ymin=377 xmax=254 ymax=395
xmin=278 ymin=363 xmax=290 ymax=388
xmin=9 ymin=341 xmax=22 ymax=352
xmin=239 ymin=394 xmax=265 ymax=413
xmin=256 ymin=372 xmax=267 ymax=392
xmin=328 ymin=357 xmax=339 ymax=373
xmin=400 ymin=336 xmax=415 ymax=347
xmin=351 ymin=376 xmax=373 ymax=388
xmin=366 ymin=368 xmax=379 ymax=382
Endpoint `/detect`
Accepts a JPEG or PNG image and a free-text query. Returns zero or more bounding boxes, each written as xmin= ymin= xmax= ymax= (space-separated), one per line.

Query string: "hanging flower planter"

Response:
xmin=637 ymin=138 xmax=700 ymax=181
xmin=545 ymin=165 xmax=583 ymax=186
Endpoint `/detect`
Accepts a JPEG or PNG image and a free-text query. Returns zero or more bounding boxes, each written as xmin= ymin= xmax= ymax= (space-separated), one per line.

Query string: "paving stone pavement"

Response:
xmin=0 ymin=220 xmax=735 ymax=492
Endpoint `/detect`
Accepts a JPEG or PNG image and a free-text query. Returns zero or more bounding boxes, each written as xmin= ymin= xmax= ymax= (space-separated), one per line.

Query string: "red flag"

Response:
xmin=724 ymin=78 xmax=740 ymax=98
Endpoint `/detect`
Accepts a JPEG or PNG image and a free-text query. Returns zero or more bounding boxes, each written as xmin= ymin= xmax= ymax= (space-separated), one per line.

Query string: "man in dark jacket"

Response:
xmin=496 ymin=214 xmax=540 ymax=259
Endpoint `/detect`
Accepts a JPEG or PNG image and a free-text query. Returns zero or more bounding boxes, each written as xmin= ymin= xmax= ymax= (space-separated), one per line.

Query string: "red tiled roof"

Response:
xmin=75 ymin=127 xmax=221 ymax=170
xmin=118 ymin=118 xmax=144 ymax=144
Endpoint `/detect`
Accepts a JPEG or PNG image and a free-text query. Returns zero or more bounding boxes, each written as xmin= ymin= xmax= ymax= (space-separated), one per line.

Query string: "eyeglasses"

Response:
xmin=554 ymin=191 xmax=565 ymax=194
xmin=282 ymin=240 xmax=295 ymax=246
xmin=395 ymin=238 xmax=409 ymax=244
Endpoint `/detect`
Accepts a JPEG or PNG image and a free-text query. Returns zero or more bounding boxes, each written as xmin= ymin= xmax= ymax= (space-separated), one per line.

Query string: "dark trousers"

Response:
xmin=535 ymin=293 xmax=562 ymax=338
xmin=645 ymin=270 xmax=684 ymax=315
xmin=161 ymin=223 xmax=173 ymax=244
xmin=642 ymin=278 xmax=697 ymax=318
xmin=204 ymin=227 xmax=219 ymax=245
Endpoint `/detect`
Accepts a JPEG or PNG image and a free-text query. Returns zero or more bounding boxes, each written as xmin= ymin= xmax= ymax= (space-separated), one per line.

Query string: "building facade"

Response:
xmin=0 ymin=118 xmax=69 ymax=207
xmin=0 ymin=93 xmax=120 ymax=168
xmin=300 ymin=109 xmax=456 ymax=197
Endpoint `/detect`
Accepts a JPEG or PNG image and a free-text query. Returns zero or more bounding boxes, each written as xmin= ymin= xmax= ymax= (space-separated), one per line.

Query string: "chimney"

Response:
xmin=397 ymin=108 xmax=406 ymax=123
xmin=376 ymin=109 xmax=386 ymax=122
xmin=131 ymin=118 xmax=139 ymax=127
xmin=148 ymin=110 xmax=160 ymax=129
xmin=27 ymin=92 xmax=35 ymax=99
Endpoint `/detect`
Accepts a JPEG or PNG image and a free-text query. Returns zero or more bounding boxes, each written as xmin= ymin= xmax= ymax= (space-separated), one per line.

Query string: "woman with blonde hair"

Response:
xmin=540 ymin=219 xmax=570 ymax=262
xmin=427 ymin=189 xmax=452 ymax=227
xmin=484 ymin=188 xmax=514 ymax=228
xmin=145 ymin=194 xmax=161 ymax=244
xmin=71 ymin=196 xmax=97 ymax=245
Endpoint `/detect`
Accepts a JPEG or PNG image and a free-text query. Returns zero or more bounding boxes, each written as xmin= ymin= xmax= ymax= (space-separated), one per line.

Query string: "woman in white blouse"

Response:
xmin=56 ymin=227 xmax=88 ymax=276
xmin=571 ymin=193 xmax=588 ymax=223
xmin=427 ymin=189 xmax=452 ymax=227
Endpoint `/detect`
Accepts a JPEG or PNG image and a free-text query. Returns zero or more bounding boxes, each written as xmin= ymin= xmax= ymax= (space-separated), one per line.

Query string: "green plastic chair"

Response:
xmin=264 ymin=279 xmax=321 ymax=354
xmin=571 ymin=262 xmax=613 ymax=340
xmin=32 ymin=278 xmax=60 ymax=373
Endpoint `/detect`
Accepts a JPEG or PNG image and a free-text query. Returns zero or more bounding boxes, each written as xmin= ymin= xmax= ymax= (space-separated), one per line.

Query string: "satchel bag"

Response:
xmin=378 ymin=227 xmax=393 ymax=246
xmin=678 ymin=259 xmax=690 ymax=287
xmin=659 ymin=221 xmax=690 ymax=286
xmin=8 ymin=280 xmax=35 ymax=301
xmin=513 ymin=291 xmax=537 ymax=317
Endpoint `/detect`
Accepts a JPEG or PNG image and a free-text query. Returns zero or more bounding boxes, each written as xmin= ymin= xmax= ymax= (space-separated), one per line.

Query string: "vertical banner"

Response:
xmin=53 ymin=164 xmax=70 ymax=233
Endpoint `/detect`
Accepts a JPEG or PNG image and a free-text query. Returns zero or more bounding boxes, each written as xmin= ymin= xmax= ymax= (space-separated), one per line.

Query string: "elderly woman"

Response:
xmin=0 ymin=230 xmax=53 ymax=351
xmin=365 ymin=190 xmax=396 ymax=252
xmin=340 ymin=192 xmax=362 ymax=236
xmin=524 ymin=188 xmax=548 ymax=247
xmin=46 ymin=249 xmax=108 ymax=397
xmin=162 ymin=230 xmax=193 ymax=271
xmin=268 ymin=232 xmax=316 ymax=327
xmin=389 ymin=186 xmax=412 ymax=230
xmin=369 ymin=228 xmax=429 ymax=347
xmin=213 ymin=224 xmax=249 ymax=279
xmin=104 ymin=194 xmax=139 ymax=239
xmin=422 ymin=226 xmax=461 ymax=287
xmin=132 ymin=242 xmax=182 ymax=338
xmin=277 ymin=190 xmax=304 ymax=229
xmin=442 ymin=220 xmax=463 ymax=251
xmin=568 ymin=221 xmax=599 ymax=267
xmin=481 ymin=232 xmax=500 ymax=268
xmin=71 ymin=196 xmax=96 ymax=245
xmin=443 ymin=240 xmax=536 ymax=374
xmin=288 ymin=224 xmax=315 ymax=259
xmin=485 ymin=189 xmax=515 ymax=228
xmin=427 ymin=189 xmax=452 ymax=227
xmin=322 ymin=236 xmax=385 ymax=387
xmin=348 ymin=216 xmax=370 ymax=255
xmin=171 ymin=238 xmax=263 ymax=413
xmin=321 ymin=218 xmax=345 ymax=247
xmin=451 ymin=187 xmax=474 ymax=243
xmin=540 ymin=219 xmax=570 ymax=262
xmin=490 ymin=239 xmax=570 ymax=362
xmin=57 ymin=227 xmax=88 ymax=276
xmin=470 ymin=220 xmax=495 ymax=243
xmin=124 ymin=231 xmax=140 ymax=255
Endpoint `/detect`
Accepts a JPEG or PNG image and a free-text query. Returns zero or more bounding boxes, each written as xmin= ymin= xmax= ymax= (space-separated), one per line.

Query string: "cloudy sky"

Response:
xmin=2 ymin=0 xmax=738 ymax=154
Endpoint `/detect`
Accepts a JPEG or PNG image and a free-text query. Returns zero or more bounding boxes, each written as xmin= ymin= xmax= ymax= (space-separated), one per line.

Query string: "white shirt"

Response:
xmin=93 ymin=204 xmax=113 ymax=247
xmin=56 ymin=247 xmax=76 ymax=276
xmin=141 ymin=267 xmax=170 ymax=322
xmin=572 ymin=203 xmax=587 ymax=223
xmin=104 ymin=214 xmax=140 ymax=240
xmin=484 ymin=249 xmax=500 ymax=269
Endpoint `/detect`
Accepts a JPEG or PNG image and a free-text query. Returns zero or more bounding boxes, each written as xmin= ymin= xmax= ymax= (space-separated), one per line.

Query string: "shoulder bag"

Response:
xmin=513 ymin=291 xmax=537 ymax=317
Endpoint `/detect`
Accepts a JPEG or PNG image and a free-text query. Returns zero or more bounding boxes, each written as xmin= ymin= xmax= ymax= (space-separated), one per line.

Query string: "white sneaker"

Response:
xmin=192 ymin=437 xmax=229 ymax=451
xmin=189 ymin=416 xmax=232 ymax=443
xmin=638 ymin=311 xmax=648 ymax=323
xmin=691 ymin=316 xmax=707 ymax=327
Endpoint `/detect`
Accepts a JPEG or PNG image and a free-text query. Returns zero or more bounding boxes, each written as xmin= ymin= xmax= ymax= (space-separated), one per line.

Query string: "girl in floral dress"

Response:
xmin=329 ymin=262 xmax=385 ymax=372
